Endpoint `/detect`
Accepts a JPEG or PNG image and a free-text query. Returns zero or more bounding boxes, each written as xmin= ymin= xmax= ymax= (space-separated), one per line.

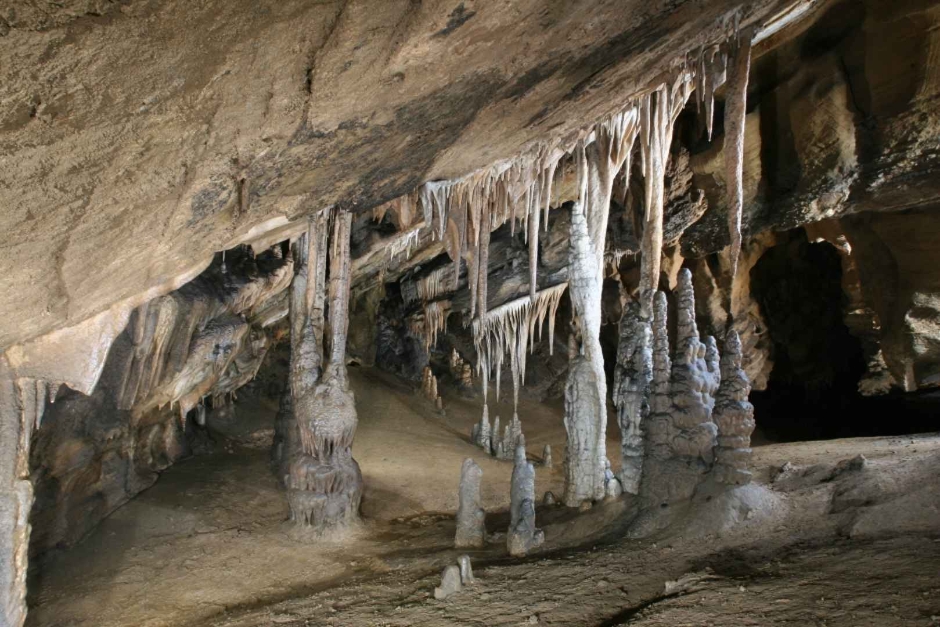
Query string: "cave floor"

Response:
xmin=25 ymin=368 xmax=940 ymax=627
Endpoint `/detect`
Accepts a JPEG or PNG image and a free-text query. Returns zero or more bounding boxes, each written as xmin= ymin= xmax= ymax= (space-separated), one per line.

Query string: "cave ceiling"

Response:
xmin=0 ymin=0 xmax=805 ymax=350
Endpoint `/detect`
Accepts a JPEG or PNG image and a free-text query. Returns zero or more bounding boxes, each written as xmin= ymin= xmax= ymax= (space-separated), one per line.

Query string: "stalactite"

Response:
xmin=476 ymin=203 xmax=491 ymax=318
xmin=408 ymin=300 xmax=451 ymax=354
xmin=416 ymin=266 xmax=453 ymax=303
xmin=471 ymin=283 xmax=567 ymax=411
xmin=529 ymin=149 xmax=562 ymax=301
xmin=638 ymin=74 xmax=694 ymax=319
xmin=723 ymin=33 xmax=753 ymax=282
xmin=388 ymin=226 xmax=423 ymax=262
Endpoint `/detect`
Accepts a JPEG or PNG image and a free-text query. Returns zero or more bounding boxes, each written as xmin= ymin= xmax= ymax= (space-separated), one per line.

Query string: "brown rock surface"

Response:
xmin=0 ymin=0 xmax=793 ymax=350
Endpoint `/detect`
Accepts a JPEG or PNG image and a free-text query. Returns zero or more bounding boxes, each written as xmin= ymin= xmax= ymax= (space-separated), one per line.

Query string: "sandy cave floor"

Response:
xmin=25 ymin=367 xmax=940 ymax=627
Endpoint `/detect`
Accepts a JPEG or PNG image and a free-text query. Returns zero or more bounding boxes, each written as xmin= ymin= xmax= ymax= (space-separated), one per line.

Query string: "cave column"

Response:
xmin=564 ymin=116 xmax=638 ymax=506
xmin=273 ymin=213 xmax=328 ymax=483
xmin=287 ymin=208 xmax=363 ymax=531
xmin=0 ymin=356 xmax=34 ymax=627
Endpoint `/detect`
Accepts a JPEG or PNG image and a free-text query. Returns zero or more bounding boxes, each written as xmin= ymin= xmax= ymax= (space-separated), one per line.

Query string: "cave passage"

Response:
xmin=750 ymin=230 xmax=938 ymax=442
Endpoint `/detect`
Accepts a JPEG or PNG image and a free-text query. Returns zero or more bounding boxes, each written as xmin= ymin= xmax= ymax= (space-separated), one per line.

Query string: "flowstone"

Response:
xmin=455 ymin=458 xmax=486 ymax=548
xmin=508 ymin=445 xmax=544 ymax=556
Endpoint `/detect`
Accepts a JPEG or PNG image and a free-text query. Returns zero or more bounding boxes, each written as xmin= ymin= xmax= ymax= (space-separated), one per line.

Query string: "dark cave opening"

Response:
xmin=749 ymin=230 xmax=938 ymax=442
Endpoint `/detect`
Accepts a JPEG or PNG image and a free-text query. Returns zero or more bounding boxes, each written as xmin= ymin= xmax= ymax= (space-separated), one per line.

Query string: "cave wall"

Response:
xmin=675 ymin=0 xmax=940 ymax=394
xmin=27 ymin=247 xmax=292 ymax=556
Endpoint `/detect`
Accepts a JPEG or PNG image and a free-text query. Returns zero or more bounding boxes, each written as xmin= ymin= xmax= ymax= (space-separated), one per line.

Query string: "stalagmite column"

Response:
xmin=640 ymin=270 xmax=719 ymax=507
xmin=613 ymin=301 xmax=653 ymax=495
xmin=712 ymin=331 xmax=756 ymax=485
xmin=563 ymin=111 xmax=640 ymax=507
xmin=288 ymin=208 xmax=363 ymax=531
xmin=455 ymin=458 xmax=486 ymax=548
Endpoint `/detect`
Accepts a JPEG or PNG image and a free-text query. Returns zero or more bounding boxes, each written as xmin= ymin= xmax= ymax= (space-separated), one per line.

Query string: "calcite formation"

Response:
xmin=434 ymin=565 xmax=463 ymax=600
xmin=563 ymin=107 xmax=641 ymax=507
xmin=421 ymin=366 xmax=443 ymax=408
xmin=508 ymin=444 xmax=544 ymax=557
xmin=641 ymin=270 xmax=720 ymax=508
xmin=455 ymin=459 xmax=486 ymax=549
xmin=472 ymin=284 xmax=567 ymax=411
xmin=449 ymin=349 xmax=473 ymax=390
xmin=288 ymin=209 xmax=363 ymax=531
xmin=712 ymin=331 xmax=756 ymax=486
xmin=457 ymin=555 xmax=475 ymax=585
xmin=613 ymin=301 xmax=653 ymax=495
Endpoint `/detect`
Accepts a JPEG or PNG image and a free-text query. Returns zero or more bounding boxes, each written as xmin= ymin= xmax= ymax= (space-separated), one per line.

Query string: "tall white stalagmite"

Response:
xmin=723 ymin=33 xmax=753 ymax=282
xmin=563 ymin=107 xmax=640 ymax=506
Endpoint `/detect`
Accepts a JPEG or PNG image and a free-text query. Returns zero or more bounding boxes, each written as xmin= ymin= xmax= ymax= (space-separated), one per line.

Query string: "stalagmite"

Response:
xmin=288 ymin=208 xmax=363 ymax=531
xmin=723 ymin=33 xmax=753 ymax=281
xmin=472 ymin=405 xmax=492 ymax=453
xmin=542 ymin=444 xmax=553 ymax=468
xmin=457 ymin=555 xmax=475 ymax=585
xmin=434 ymin=565 xmax=463 ymax=600
xmin=712 ymin=331 xmax=756 ymax=486
xmin=508 ymin=444 xmax=544 ymax=557
xmin=613 ymin=302 xmax=653 ymax=495
xmin=492 ymin=415 xmax=501 ymax=456
xmin=455 ymin=458 xmax=486 ymax=548
xmin=640 ymin=270 xmax=719 ymax=507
